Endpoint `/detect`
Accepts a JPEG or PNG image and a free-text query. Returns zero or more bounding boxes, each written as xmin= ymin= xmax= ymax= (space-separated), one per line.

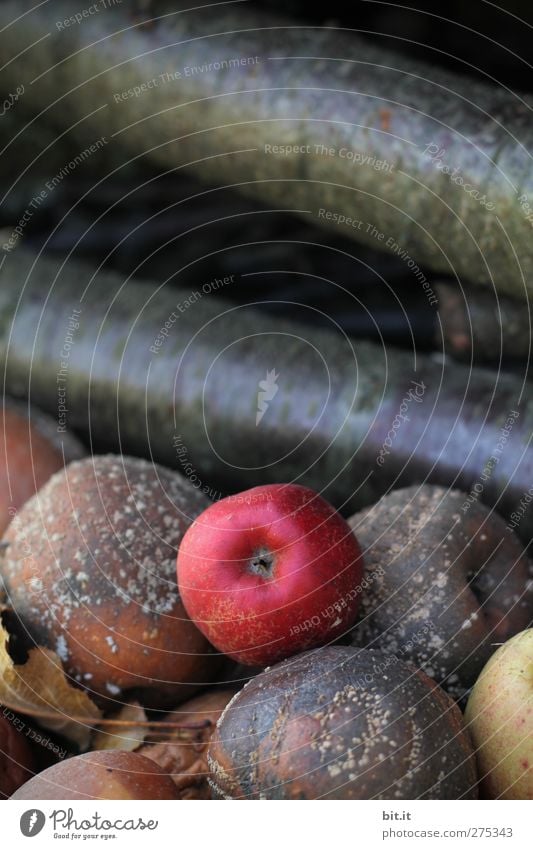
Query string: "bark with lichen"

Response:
xmin=0 ymin=2 xmax=532 ymax=298
xmin=0 ymin=247 xmax=532 ymax=540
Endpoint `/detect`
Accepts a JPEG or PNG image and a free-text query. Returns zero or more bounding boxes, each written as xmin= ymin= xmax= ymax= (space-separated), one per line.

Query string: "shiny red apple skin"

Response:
xmin=177 ymin=484 xmax=364 ymax=665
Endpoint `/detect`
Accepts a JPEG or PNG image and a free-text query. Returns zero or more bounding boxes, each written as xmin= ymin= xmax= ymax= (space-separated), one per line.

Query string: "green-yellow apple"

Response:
xmin=465 ymin=629 xmax=532 ymax=799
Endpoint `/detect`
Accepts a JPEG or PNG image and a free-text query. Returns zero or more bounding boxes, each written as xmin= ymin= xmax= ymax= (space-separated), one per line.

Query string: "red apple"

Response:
xmin=0 ymin=402 xmax=83 ymax=535
xmin=177 ymin=484 xmax=364 ymax=665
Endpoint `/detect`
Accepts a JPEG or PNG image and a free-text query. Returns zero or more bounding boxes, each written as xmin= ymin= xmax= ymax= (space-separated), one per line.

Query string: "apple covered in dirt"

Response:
xmin=177 ymin=484 xmax=364 ymax=665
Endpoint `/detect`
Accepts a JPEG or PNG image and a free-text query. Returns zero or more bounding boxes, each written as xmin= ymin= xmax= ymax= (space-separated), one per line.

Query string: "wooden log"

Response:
xmin=436 ymin=281 xmax=532 ymax=364
xmin=0 ymin=2 xmax=531 ymax=297
xmin=0 ymin=248 xmax=532 ymax=541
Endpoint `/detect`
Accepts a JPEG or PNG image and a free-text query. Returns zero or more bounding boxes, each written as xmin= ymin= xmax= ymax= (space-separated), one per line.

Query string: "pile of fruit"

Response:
xmin=0 ymin=404 xmax=531 ymax=800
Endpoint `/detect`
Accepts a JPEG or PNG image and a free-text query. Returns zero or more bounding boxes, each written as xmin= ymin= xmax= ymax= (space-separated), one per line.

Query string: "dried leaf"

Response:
xmin=91 ymin=703 xmax=148 ymax=752
xmin=138 ymin=689 xmax=236 ymax=799
xmin=0 ymin=617 xmax=101 ymax=749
